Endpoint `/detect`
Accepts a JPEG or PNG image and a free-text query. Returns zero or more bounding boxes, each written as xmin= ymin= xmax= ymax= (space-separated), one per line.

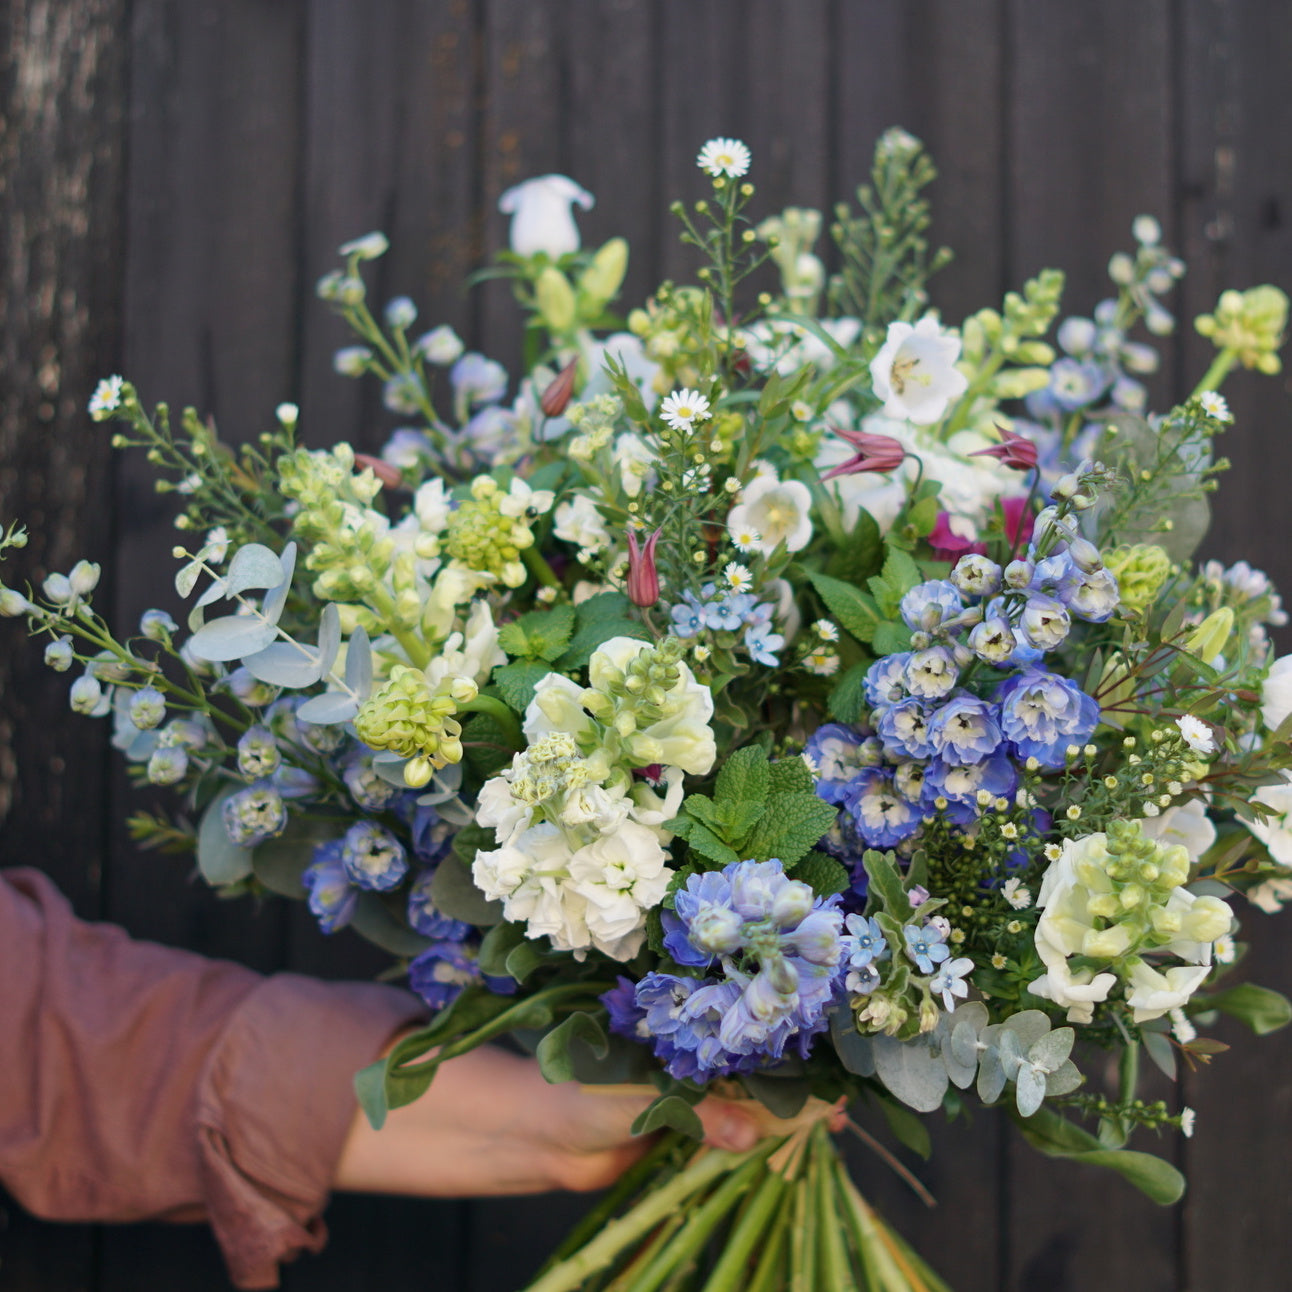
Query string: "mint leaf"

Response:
xmin=828 ymin=661 xmax=870 ymax=724
xmin=498 ymin=605 xmax=575 ymax=661
xmin=743 ymin=792 xmax=838 ymax=866
xmin=491 ymin=660 xmax=551 ymax=713
xmin=807 ymin=570 xmax=883 ymax=645
xmin=714 ymin=744 xmax=771 ymax=807
xmin=768 ymin=755 xmax=815 ymax=795
xmin=789 ymin=849 xmax=850 ymax=897
xmin=872 ymin=620 xmax=914 ymax=656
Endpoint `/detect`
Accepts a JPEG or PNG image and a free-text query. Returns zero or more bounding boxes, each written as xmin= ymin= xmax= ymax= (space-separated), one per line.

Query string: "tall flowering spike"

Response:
xmin=969 ymin=426 xmax=1039 ymax=471
xmin=540 ymin=357 xmax=580 ymax=418
xmin=626 ymin=527 xmax=662 ymax=608
xmin=819 ymin=427 xmax=907 ymax=480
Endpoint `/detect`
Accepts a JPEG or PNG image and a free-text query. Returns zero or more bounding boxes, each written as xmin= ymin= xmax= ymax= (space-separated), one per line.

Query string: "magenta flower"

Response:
xmin=819 ymin=427 xmax=907 ymax=480
xmin=626 ymin=527 xmax=662 ymax=608
xmin=969 ymin=427 xmax=1039 ymax=471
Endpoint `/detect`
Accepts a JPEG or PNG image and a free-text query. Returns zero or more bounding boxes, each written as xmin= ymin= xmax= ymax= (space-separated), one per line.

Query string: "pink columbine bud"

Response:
xmin=354 ymin=454 xmax=404 ymax=490
xmin=540 ymin=357 xmax=579 ymax=418
xmin=970 ymin=427 xmax=1039 ymax=471
xmin=820 ymin=427 xmax=907 ymax=480
xmin=626 ymin=527 xmax=662 ymax=608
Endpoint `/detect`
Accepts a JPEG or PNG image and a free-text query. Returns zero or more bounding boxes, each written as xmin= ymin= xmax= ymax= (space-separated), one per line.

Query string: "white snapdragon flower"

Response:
xmin=1248 ymin=875 xmax=1292 ymax=912
xmin=1261 ymin=654 xmax=1292 ymax=730
xmin=869 ymin=316 xmax=969 ymax=425
xmin=1124 ymin=962 xmax=1213 ymax=1024
xmin=498 ymin=175 xmax=594 ymax=258
xmin=554 ymin=494 xmax=612 ymax=556
xmin=724 ymin=470 xmax=813 ymax=556
xmin=1140 ymin=798 xmax=1216 ymax=861
xmin=1245 ymin=771 xmax=1292 ymax=864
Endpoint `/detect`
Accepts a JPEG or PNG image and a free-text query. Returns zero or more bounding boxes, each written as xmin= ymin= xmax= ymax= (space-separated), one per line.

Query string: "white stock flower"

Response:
xmin=1124 ymin=961 xmax=1212 ymax=1024
xmin=1176 ymin=714 xmax=1216 ymax=755
xmin=567 ymin=821 xmax=673 ymax=958
xmin=725 ymin=471 xmax=813 ymax=556
xmin=475 ymin=772 xmax=532 ymax=847
xmin=498 ymin=175 xmax=594 ymax=258
xmin=554 ymin=494 xmax=612 ymax=555
xmin=613 ymin=432 xmax=657 ymax=498
xmin=869 ymin=316 xmax=969 ymax=425
xmin=1261 ymin=654 xmax=1292 ymax=730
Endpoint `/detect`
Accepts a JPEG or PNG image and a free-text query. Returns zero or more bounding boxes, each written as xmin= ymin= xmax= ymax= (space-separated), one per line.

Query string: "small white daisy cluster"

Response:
xmin=696 ymin=136 xmax=751 ymax=179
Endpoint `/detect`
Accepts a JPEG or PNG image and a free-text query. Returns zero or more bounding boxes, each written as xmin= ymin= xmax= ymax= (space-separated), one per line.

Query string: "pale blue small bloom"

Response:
xmin=146 ymin=746 xmax=188 ymax=786
xmin=451 ymin=353 xmax=508 ymax=405
xmin=139 ymin=609 xmax=178 ymax=641
xmin=128 ymin=687 xmax=167 ymax=732
xmin=384 ymin=296 xmax=418 ymax=330
xmin=69 ymin=674 xmax=107 ymax=716
xmin=899 ymin=580 xmax=963 ymax=633
xmin=669 ymin=598 xmax=705 ymax=638
xmin=383 ymin=371 xmax=423 ymax=415
xmin=237 ymin=726 xmax=281 ymax=779
xmin=877 ymin=698 xmax=937 ymax=760
xmin=744 ymin=622 xmax=783 ymax=666
xmin=930 ymin=956 xmax=975 ymax=1010
xmin=44 ymin=637 xmax=74 ymax=673
xmin=904 ymin=923 xmax=951 ymax=974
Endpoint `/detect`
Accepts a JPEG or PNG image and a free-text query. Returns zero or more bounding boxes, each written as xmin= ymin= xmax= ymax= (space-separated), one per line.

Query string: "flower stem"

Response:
xmin=518 ymin=1147 xmax=761 ymax=1292
xmin=524 ymin=545 xmax=561 ymax=589
xmin=457 ymin=693 xmax=524 ymax=748
xmin=1190 ymin=346 xmax=1238 ymax=400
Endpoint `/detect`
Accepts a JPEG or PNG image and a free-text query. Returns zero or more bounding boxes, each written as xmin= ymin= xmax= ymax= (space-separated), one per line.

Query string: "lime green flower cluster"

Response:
xmin=566 ymin=395 xmax=623 ymax=461
xmin=1104 ymin=544 xmax=1173 ymax=614
xmin=354 ymin=665 xmax=478 ymax=787
xmin=529 ymin=238 xmax=628 ymax=347
xmin=506 ymin=732 xmax=593 ymax=807
xmin=1195 ymin=285 xmax=1289 ymax=374
xmin=445 ymin=476 xmax=539 ymax=589
xmin=277 ymin=444 xmax=394 ymax=602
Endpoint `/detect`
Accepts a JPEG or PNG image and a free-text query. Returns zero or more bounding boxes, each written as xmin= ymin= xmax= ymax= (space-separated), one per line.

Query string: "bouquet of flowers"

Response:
xmin=6 ymin=128 xmax=1292 ymax=1291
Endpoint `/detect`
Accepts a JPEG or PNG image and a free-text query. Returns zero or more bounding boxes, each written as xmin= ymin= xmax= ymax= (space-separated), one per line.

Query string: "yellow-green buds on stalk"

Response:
xmin=578 ymin=237 xmax=628 ymax=313
xmin=354 ymin=666 xmax=478 ymax=787
xmin=1103 ymin=544 xmax=1173 ymax=614
xmin=535 ymin=266 xmax=577 ymax=334
xmin=445 ymin=476 xmax=541 ymax=589
xmin=1185 ymin=607 xmax=1235 ymax=664
xmin=1195 ymin=285 xmax=1289 ymax=373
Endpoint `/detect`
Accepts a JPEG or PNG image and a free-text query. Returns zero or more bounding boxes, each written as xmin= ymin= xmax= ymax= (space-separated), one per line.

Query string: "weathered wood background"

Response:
xmin=2 ymin=1 xmax=1291 ymax=1289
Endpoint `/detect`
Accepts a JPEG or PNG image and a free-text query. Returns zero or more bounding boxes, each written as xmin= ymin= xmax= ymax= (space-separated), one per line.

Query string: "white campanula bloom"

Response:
xmin=1246 ymin=771 xmax=1292 ymax=865
xmin=724 ymin=470 xmax=813 ymax=556
xmin=339 ymin=231 xmax=389 ymax=260
xmin=869 ymin=316 xmax=969 ymax=425
xmin=659 ymin=388 xmax=711 ymax=431
xmin=498 ymin=174 xmax=594 ymax=258
xmin=696 ymin=137 xmax=751 ymax=178
xmin=451 ymin=352 xmax=509 ymax=406
xmin=1261 ymin=654 xmax=1292 ymax=730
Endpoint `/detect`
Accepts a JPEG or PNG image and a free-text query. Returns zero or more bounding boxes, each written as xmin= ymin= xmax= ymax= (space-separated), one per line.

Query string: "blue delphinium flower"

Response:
xmin=392 ymin=794 xmax=455 ymax=863
xmin=222 ymin=782 xmax=288 ymax=847
xmin=236 ymin=725 xmax=281 ymax=779
xmin=903 ymin=922 xmax=951 ymax=974
xmin=899 ymin=580 xmax=963 ymax=633
xmin=847 ymin=768 xmax=922 ymax=848
xmin=925 ymin=752 xmax=1017 ymax=817
xmin=302 ymin=841 xmax=358 ymax=933
xmin=406 ymin=868 xmax=471 ymax=940
xmin=408 ymin=941 xmax=477 ymax=1009
xmin=340 ymin=820 xmax=409 ymax=891
xmin=1068 ymin=567 xmax=1121 ymax=622
xmin=806 ymin=723 xmax=881 ymax=805
xmin=344 ymin=752 xmax=402 ymax=811
xmin=997 ymin=668 xmax=1099 ymax=768
xmin=928 ymin=694 xmax=1003 ymax=764
xmin=905 ymin=646 xmax=958 ymax=700
xmin=1018 ymin=593 xmax=1072 ymax=650
xmin=877 ymin=698 xmax=938 ymax=760
xmin=864 ymin=653 xmax=912 ymax=707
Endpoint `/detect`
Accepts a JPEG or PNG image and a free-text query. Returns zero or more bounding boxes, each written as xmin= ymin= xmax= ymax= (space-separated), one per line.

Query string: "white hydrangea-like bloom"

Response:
xmin=498 ymin=175 xmax=594 ymax=258
xmin=869 ymin=316 xmax=969 ymax=425
xmin=724 ymin=471 xmax=813 ymax=557
xmin=1245 ymin=771 xmax=1292 ymax=865
xmin=1140 ymin=798 xmax=1216 ymax=861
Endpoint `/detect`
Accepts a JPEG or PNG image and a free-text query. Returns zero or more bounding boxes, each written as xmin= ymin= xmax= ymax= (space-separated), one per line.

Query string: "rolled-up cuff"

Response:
xmin=195 ymin=974 xmax=425 ymax=1289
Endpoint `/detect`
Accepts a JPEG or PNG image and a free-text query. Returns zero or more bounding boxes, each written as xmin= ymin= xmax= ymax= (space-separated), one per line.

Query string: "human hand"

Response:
xmin=332 ymin=1043 xmax=769 ymax=1197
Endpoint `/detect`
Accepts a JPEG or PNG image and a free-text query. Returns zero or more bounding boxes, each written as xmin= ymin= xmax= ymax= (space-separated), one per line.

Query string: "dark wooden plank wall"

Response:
xmin=2 ymin=2 xmax=1290 ymax=1289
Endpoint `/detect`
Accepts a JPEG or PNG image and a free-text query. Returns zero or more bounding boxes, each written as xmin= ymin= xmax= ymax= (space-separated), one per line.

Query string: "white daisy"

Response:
xmin=1002 ymin=877 xmax=1032 ymax=910
xmin=1199 ymin=390 xmax=1232 ymax=422
xmin=813 ymin=619 xmax=839 ymax=641
xmin=696 ymin=137 xmax=751 ymax=179
xmin=1180 ymin=1107 xmax=1196 ymax=1138
xmin=88 ymin=375 xmax=125 ymax=420
xmin=731 ymin=524 xmax=762 ymax=553
xmin=722 ymin=562 xmax=753 ymax=593
xmin=1176 ymin=714 xmax=1217 ymax=755
xmin=804 ymin=648 xmax=840 ymax=676
xmin=660 ymin=388 xmax=711 ymax=431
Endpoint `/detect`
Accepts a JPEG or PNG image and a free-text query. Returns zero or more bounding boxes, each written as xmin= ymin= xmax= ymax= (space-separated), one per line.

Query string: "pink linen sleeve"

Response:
xmin=0 ymin=866 xmax=426 ymax=1289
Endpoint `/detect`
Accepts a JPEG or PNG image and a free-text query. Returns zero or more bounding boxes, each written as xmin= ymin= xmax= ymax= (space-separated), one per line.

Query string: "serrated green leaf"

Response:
xmin=536 ymin=1011 xmax=609 ymax=1084
xmin=871 ymin=620 xmax=914 ymax=656
xmin=807 ymin=571 xmax=883 ymax=645
xmin=682 ymin=793 xmax=725 ymax=833
xmin=788 ymin=850 xmax=850 ymax=897
xmin=828 ymin=661 xmax=871 ymax=724
xmin=499 ymin=605 xmax=577 ymax=662
xmin=714 ymin=744 xmax=771 ymax=808
xmin=683 ymin=821 xmax=742 ymax=868
xmin=491 ymin=660 xmax=552 ymax=714
xmin=768 ymin=756 xmax=815 ymax=795
xmin=743 ymin=793 xmax=838 ymax=865
xmin=556 ymin=616 xmax=650 ymax=670
xmin=825 ymin=508 xmax=883 ymax=587
xmin=461 ymin=711 xmax=518 ymax=780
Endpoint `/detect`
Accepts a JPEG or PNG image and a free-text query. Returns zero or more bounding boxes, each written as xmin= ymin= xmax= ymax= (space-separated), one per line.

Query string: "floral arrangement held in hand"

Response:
xmin=7 ymin=128 xmax=1292 ymax=1291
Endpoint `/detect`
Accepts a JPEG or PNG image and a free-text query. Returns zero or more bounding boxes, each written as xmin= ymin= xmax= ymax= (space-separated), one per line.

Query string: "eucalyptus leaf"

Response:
xmin=1002 ymin=1009 xmax=1053 ymax=1051
xmin=1027 ymin=1026 xmax=1074 ymax=1072
xmin=261 ymin=543 xmax=298 ymax=626
xmin=296 ymin=690 xmax=361 ymax=725
xmin=1141 ymin=1027 xmax=1178 ymax=1081
xmin=429 ymin=852 xmax=504 ymax=926
xmin=186 ymin=613 xmax=279 ymax=663
xmin=344 ymin=623 xmax=373 ymax=698
xmin=631 ymin=1093 xmax=705 ymax=1140
xmin=829 ymin=1004 xmax=875 ymax=1077
xmin=349 ymin=892 xmax=433 ymax=957
xmin=741 ymin=1071 xmax=811 ymax=1119
xmin=977 ymin=1047 xmax=1007 ymax=1104
xmin=252 ymin=816 xmax=339 ymax=897
xmin=1045 ymin=1059 xmax=1084 ymax=1097
xmin=226 ymin=542 xmax=290 ymax=597
xmin=872 ymin=1033 xmax=949 ymax=1113
xmin=1015 ymin=1065 xmax=1048 ymax=1118
xmin=240 ymin=640 xmax=323 ymax=688
xmin=316 ymin=603 xmax=342 ymax=676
